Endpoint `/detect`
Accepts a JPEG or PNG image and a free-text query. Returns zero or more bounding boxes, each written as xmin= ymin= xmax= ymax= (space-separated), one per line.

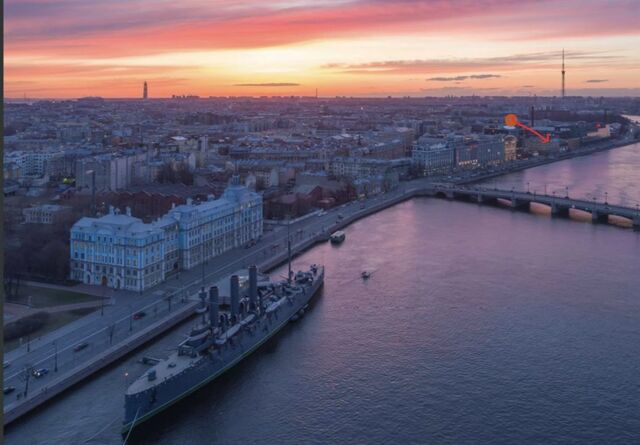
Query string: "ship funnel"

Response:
xmin=209 ymin=286 xmax=219 ymax=328
xmin=249 ymin=265 xmax=258 ymax=310
xmin=230 ymin=274 xmax=240 ymax=320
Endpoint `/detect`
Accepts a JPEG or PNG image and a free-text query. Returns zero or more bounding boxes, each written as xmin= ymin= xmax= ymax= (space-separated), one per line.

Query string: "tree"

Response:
xmin=40 ymin=240 xmax=69 ymax=281
xmin=156 ymin=164 xmax=177 ymax=184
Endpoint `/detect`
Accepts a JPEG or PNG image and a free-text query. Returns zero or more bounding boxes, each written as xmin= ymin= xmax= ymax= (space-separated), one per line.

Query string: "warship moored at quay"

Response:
xmin=122 ymin=262 xmax=324 ymax=434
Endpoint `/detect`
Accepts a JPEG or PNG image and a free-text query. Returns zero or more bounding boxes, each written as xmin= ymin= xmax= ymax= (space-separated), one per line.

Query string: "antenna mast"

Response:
xmin=561 ymin=49 xmax=565 ymax=99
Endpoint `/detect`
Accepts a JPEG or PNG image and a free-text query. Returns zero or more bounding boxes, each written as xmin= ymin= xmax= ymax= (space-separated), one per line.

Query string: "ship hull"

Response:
xmin=122 ymin=269 xmax=323 ymax=435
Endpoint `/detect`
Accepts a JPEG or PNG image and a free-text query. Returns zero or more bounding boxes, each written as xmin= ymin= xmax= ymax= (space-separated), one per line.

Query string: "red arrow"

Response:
xmin=516 ymin=122 xmax=550 ymax=144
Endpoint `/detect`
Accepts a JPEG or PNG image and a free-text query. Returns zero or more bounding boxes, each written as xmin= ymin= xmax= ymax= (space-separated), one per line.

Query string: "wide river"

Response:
xmin=5 ymin=143 xmax=640 ymax=445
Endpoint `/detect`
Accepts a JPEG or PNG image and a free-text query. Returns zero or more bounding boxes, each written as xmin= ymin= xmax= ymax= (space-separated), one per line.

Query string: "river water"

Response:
xmin=481 ymin=142 xmax=640 ymax=207
xmin=5 ymin=144 xmax=640 ymax=445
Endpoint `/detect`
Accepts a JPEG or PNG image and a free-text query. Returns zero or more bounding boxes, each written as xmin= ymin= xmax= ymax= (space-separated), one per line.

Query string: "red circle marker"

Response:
xmin=505 ymin=114 xmax=518 ymax=126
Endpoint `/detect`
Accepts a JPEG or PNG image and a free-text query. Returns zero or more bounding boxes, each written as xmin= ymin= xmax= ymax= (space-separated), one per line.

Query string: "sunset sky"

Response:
xmin=4 ymin=0 xmax=640 ymax=98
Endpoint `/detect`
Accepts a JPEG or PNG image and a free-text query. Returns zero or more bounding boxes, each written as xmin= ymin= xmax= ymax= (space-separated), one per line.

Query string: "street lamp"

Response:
xmin=101 ymin=284 xmax=106 ymax=316
xmin=565 ymin=186 xmax=569 ymax=198
xmin=108 ymin=323 xmax=116 ymax=345
xmin=21 ymin=365 xmax=33 ymax=398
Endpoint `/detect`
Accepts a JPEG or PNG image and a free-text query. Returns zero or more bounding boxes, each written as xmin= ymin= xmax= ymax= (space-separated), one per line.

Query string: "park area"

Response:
xmin=3 ymin=284 xmax=102 ymax=352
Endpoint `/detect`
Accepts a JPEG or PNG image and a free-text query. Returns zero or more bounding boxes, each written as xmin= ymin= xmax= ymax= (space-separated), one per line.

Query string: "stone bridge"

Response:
xmin=421 ymin=185 xmax=640 ymax=230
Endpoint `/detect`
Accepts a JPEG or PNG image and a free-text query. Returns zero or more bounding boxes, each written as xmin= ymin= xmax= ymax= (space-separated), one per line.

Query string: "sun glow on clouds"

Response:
xmin=4 ymin=0 xmax=640 ymax=97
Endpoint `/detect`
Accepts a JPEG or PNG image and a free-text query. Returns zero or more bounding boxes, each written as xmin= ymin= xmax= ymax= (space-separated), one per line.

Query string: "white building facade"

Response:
xmin=69 ymin=180 xmax=262 ymax=291
xmin=412 ymin=138 xmax=455 ymax=174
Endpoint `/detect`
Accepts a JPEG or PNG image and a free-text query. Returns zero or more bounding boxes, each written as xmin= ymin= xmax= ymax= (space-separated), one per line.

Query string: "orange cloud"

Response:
xmin=4 ymin=0 xmax=640 ymax=97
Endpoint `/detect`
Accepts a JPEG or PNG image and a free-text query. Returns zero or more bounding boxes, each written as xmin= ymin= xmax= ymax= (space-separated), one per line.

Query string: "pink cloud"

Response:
xmin=5 ymin=0 xmax=639 ymax=59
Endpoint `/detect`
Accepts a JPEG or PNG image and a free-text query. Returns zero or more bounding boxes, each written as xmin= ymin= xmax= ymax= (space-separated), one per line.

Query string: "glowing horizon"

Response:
xmin=4 ymin=0 xmax=640 ymax=98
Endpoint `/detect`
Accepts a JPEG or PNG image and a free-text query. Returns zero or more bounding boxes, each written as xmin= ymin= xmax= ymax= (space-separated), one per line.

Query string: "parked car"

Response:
xmin=3 ymin=386 xmax=15 ymax=395
xmin=133 ymin=311 xmax=146 ymax=320
xmin=32 ymin=368 xmax=49 ymax=378
xmin=73 ymin=342 xmax=89 ymax=352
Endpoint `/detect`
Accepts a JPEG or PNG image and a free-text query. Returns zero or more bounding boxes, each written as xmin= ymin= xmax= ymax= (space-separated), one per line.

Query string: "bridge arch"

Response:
xmin=434 ymin=191 xmax=448 ymax=199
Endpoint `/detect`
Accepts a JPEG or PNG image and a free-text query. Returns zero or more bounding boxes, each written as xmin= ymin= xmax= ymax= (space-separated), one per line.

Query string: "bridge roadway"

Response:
xmin=4 ymin=175 xmax=639 ymax=423
xmin=427 ymin=185 xmax=640 ymax=229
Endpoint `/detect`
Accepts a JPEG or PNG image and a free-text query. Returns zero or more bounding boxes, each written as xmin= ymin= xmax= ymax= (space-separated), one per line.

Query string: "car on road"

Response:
xmin=133 ymin=311 xmax=147 ymax=320
xmin=74 ymin=342 xmax=89 ymax=352
xmin=3 ymin=386 xmax=15 ymax=395
xmin=32 ymin=368 xmax=49 ymax=378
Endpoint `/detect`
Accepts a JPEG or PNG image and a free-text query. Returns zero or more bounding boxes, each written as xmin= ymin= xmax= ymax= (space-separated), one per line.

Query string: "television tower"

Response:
xmin=561 ymin=49 xmax=565 ymax=99
xmin=143 ymin=81 xmax=148 ymax=100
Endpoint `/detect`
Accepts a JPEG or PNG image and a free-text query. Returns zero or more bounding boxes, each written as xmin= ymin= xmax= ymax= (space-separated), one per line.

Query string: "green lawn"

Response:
xmin=9 ymin=285 xmax=100 ymax=308
xmin=4 ymin=308 xmax=96 ymax=352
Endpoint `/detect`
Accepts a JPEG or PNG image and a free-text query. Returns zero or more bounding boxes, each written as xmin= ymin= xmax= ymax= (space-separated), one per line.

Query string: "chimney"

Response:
xmin=198 ymin=288 xmax=207 ymax=323
xmin=249 ymin=265 xmax=258 ymax=310
xmin=209 ymin=286 xmax=219 ymax=328
xmin=530 ymin=106 xmax=535 ymax=127
xmin=230 ymin=275 xmax=240 ymax=320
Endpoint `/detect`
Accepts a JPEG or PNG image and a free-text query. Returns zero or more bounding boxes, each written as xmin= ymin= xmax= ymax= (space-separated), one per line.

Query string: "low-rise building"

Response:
xmin=23 ymin=204 xmax=72 ymax=224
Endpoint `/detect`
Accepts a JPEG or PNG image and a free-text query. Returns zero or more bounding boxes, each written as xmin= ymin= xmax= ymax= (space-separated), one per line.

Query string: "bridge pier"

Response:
xmin=591 ymin=210 xmax=609 ymax=224
xmin=551 ymin=203 xmax=570 ymax=218
xmin=510 ymin=198 xmax=530 ymax=211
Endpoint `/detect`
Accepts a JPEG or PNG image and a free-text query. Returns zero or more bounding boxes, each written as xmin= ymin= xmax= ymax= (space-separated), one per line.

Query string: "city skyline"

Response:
xmin=4 ymin=0 xmax=640 ymax=99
